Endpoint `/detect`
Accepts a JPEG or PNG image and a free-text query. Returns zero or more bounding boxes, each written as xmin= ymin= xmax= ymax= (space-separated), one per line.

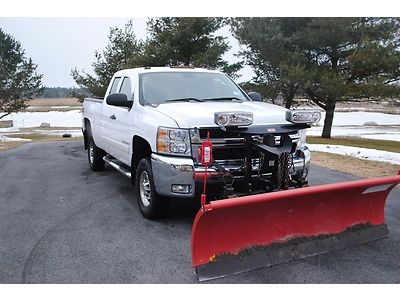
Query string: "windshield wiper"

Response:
xmin=163 ymin=97 xmax=205 ymax=103
xmin=201 ymin=97 xmax=244 ymax=102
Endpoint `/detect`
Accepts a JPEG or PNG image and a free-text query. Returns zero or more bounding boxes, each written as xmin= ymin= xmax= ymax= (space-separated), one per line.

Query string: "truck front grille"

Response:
xmin=192 ymin=127 xmax=300 ymax=171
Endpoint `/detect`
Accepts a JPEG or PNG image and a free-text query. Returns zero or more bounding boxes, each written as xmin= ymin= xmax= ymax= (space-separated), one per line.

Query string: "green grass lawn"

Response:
xmin=307 ymin=136 xmax=400 ymax=154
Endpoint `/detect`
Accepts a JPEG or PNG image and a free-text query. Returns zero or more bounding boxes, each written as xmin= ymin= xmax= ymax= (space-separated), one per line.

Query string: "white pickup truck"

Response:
xmin=82 ymin=67 xmax=320 ymax=219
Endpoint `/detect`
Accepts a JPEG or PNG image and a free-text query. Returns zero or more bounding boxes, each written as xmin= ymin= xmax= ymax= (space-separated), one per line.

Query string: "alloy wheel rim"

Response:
xmin=89 ymin=143 xmax=94 ymax=164
xmin=139 ymin=171 xmax=151 ymax=207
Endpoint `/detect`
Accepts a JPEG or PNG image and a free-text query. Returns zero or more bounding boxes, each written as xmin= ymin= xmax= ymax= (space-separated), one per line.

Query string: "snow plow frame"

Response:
xmin=191 ymin=171 xmax=400 ymax=281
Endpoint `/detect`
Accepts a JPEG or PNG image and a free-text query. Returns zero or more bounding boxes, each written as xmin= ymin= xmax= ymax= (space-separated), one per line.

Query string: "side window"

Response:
xmin=109 ymin=77 xmax=121 ymax=94
xmin=119 ymin=77 xmax=133 ymax=100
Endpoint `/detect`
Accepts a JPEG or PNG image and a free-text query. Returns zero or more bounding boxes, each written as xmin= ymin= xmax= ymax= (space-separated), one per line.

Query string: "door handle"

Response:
xmin=110 ymin=114 xmax=116 ymax=120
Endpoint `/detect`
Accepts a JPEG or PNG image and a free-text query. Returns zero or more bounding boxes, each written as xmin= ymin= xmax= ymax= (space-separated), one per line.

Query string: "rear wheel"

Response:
xmin=135 ymin=158 xmax=169 ymax=219
xmin=88 ymin=137 xmax=105 ymax=171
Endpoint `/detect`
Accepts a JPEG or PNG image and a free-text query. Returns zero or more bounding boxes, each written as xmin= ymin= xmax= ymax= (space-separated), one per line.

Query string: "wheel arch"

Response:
xmin=83 ymin=118 xmax=91 ymax=150
xmin=131 ymin=135 xmax=152 ymax=171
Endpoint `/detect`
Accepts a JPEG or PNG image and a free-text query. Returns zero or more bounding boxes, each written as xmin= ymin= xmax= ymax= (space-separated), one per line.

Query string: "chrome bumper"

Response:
xmin=151 ymin=154 xmax=195 ymax=198
xmin=291 ymin=146 xmax=311 ymax=179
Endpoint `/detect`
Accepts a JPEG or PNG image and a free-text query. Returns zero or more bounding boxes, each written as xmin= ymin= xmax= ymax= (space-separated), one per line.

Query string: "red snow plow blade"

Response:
xmin=192 ymin=172 xmax=400 ymax=281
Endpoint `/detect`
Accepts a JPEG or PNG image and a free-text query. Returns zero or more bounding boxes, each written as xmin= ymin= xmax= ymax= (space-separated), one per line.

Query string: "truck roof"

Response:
xmin=113 ymin=66 xmax=224 ymax=77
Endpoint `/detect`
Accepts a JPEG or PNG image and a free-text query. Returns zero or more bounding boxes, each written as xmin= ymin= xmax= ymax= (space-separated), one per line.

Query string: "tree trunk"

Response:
xmin=284 ymin=96 xmax=294 ymax=109
xmin=283 ymin=84 xmax=298 ymax=109
xmin=321 ymin=103 xmax=336 ymax=138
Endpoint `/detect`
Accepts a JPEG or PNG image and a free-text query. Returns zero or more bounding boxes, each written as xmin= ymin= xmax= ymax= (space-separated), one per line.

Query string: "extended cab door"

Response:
xmin=99 ymin=76 xmax=121 ymax=156
xmin=100 ymin=76 xmax=135 ymax=165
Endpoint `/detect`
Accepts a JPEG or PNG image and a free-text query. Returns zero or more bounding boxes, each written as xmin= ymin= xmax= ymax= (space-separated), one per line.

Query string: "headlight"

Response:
xmin=189 ymin=127 xmax=201 ymax=143
xmin=297 ymin=129 xmax=307 ymax=149
xmin=157 ymin=127 xmax=191 ymax=156
xmin=286 ymin=110 xmax=321 ymax=124
xmin=214 ymin=112 xmax=253 ymax=127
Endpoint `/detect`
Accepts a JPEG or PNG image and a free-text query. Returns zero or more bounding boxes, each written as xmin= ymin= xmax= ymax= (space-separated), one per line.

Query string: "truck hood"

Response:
xmin=152 ymin=101 xmax=290 ymax=128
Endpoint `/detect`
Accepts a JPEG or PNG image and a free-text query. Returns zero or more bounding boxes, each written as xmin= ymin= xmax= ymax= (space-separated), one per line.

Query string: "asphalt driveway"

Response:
xmin=0 ymin=141 xmax=399 ymax=283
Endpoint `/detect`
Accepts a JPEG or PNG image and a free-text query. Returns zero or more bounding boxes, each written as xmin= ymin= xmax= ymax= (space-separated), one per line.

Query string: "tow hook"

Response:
xmin=222 ymin=173 xmax=236 ymax=198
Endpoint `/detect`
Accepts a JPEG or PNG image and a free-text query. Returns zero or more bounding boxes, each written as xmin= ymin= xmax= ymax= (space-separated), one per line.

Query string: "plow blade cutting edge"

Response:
xmin=191 ymin=172 xmax=400 ymax=281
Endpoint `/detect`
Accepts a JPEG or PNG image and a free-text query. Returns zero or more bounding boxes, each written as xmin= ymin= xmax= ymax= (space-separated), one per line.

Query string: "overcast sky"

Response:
xmin=0 ymin=17 xmax=252 ymax=88
xmin=1 ymin=0 xmax=396 ymax=88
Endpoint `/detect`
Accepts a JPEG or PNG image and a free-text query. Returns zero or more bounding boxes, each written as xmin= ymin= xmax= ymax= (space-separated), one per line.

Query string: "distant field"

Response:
xmin=27 ymin=98 xmax=82 ymax=112
xmin=28 ymin=98 xmax=81 ymax=107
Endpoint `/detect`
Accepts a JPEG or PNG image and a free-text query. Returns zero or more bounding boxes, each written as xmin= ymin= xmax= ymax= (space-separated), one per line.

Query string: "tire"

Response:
xmin=88 ymin=137 xmax=105 ymax=171
xmin=135 ymin=158 xmax=170 ymax=219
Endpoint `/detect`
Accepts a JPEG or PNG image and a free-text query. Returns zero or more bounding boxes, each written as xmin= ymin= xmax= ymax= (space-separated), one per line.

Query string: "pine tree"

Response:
xmin=143 ymin=17 xmax=242 ymax=78
xmin=231 ymin=17 xmax=400 ymax=138
xmin=71 ymin=20 xmax=144 ymax=100
xmin=0 ymin=28 xmax=44 ymax=119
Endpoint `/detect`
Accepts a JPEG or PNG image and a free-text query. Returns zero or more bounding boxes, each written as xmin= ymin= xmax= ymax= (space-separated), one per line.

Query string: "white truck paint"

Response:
xmin=82 ymin=67 xmax=315 ymax=219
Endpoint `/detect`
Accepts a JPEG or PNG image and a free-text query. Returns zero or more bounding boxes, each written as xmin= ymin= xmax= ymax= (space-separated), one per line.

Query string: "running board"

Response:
xmin=103 ymin=155 xmax=131 ymax=179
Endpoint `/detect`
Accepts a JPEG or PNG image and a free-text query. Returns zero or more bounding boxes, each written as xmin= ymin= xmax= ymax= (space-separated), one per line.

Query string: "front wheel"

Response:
xmin=135 ymin=158 xmax=170 ymax=219
xmin=88 ymin=137 xmax=105 ymax=171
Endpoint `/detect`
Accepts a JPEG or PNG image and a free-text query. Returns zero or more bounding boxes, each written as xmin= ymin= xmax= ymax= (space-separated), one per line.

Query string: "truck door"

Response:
xmin=99 ymin=76 xmax=121 ymax=157
xmin=110 ymin=76 xmax=135 ymax=165
xmin=100 ymin=76 xmax=134 ymax=165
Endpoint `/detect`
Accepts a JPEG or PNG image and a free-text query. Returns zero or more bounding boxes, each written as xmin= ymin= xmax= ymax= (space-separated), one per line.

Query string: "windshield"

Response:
xmin=139 ymin=71 xmax=248 ymax=105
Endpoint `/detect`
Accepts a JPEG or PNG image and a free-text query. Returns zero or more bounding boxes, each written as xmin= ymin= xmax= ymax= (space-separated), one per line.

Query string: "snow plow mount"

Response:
xmin=191 ymin=172 xmax=400 ymax=281
xmin=199 ymin=124 xmax=311 ymax=196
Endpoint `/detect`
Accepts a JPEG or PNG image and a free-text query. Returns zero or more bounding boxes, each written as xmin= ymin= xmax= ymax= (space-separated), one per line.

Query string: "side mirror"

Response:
xmin=248 ymin=91 xmax=262 ymax=102
xmin=106 ymin=93 xmax=133 ymax=109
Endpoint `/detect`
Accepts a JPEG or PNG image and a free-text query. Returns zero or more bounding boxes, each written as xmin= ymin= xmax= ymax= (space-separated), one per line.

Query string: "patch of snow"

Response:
xmin=0 ymin=111 xmax=81 ymax=129
xmin=307 ymin=144 xmax=400 ymax=165
xmin=317 ymin=112 xmax=400 ymax=126
xmin=0 ymin=125 xmax=21 ymax=133
xmin=360 ymin=134 xmax=400 ymax=141
xmin=0 ymin=134 xmax=31 ymax=142
xmin=307 ymin=126 xmax=400 ymax=142
xmin=50 ymin=106 xmax=81 ymax=109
